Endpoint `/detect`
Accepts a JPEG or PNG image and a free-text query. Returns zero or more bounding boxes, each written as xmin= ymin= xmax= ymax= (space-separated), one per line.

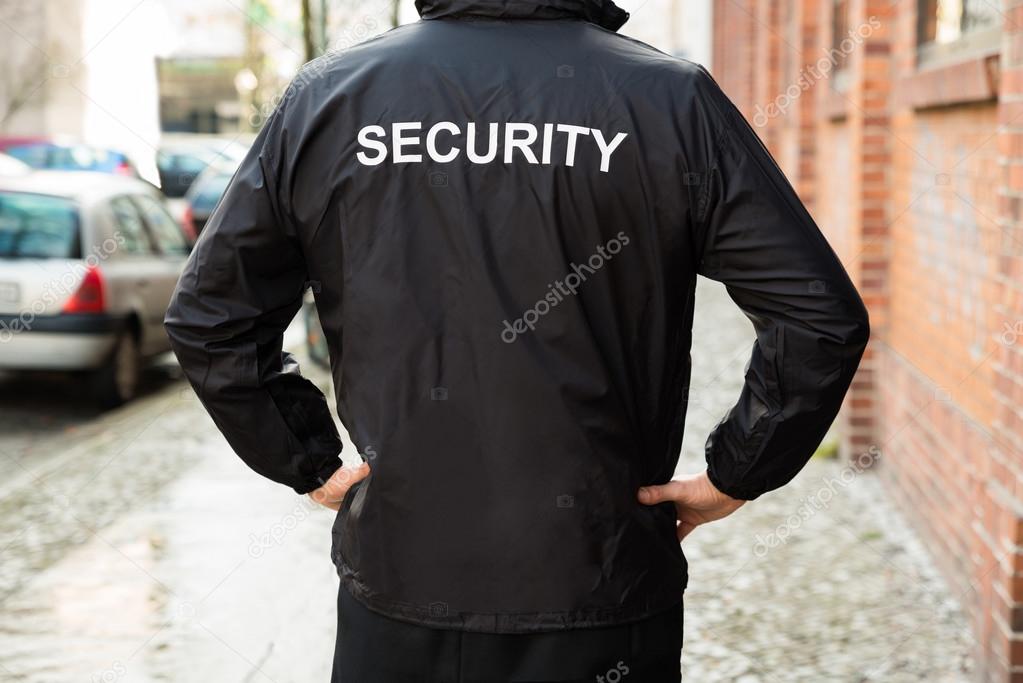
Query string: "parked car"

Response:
xmin=182 ymin=159 xmax=239 ymax=238
xmin=0 ymin=153 xmax=31 ymax=176
xmin=0 ymin=137 xmax=140 ymax=177
xmin=0 ymin=171 xmax=189 ymax=406
xmin=156 ymin=136 xmax=248 ymax=199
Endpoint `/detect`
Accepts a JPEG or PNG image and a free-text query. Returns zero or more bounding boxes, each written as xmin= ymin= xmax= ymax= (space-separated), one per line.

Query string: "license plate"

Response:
xmin=0 ymin=282 xmax=21 ymax=304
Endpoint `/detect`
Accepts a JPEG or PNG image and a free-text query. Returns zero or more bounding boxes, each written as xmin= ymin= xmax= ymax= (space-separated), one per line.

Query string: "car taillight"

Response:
xmin=63 ymin=266 xmax=106 ymax=314
xmin=114 ymin=160 xmax=134 ymax=176
xmin=182 ymin=205 xmax=197 ymax=243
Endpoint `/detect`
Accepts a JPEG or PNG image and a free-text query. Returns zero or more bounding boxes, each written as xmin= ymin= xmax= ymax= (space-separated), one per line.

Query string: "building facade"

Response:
xmin=0 ymin=0 xmax=163 ymax=182
xmin=711 ymin=0 xmax=1023 ymax=679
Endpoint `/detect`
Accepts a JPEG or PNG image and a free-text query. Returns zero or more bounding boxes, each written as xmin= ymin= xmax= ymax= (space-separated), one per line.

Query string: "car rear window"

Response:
xmin=191 ymin=173 xmax=232 ymax=212
xmin=3 ymin=143 xmax=116 ymax=171
xmin=159 ymin=150 xmax=215 ymax=174
xmin=3 ymin=144 xmax=52 ymax=169
xmin=50 ymin=145 xmax=111 ymax=171
xmin=0 ymin=192 xmax=81 ymax=259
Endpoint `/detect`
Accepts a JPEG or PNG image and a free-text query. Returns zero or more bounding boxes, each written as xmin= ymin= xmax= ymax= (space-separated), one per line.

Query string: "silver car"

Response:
xmin=0 ymin=171 xmax=189 ymax=406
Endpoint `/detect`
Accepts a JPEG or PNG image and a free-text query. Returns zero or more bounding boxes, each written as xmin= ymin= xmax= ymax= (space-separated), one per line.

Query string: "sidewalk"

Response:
xmin=677 ymin=455 xmax=975 ymax=681
xmin=677 ymin=279 xmax=974 ymax=681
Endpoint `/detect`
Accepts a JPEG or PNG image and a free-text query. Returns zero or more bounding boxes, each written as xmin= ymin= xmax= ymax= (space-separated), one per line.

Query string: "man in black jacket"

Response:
xmin=165 ymin=0 xmax=870 ymax=679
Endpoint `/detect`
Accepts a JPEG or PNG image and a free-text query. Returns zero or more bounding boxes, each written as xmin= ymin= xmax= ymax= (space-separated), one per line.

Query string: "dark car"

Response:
xmin=156 ymin=137 xmax=248 ymax=198
xmin=0 ymin=137 xmax=139 ymax=177
xmin=181 ymin=160 xmax=238 ymax=238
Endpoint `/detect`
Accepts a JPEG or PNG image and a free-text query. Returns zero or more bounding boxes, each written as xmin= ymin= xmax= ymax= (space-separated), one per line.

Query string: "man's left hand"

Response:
xmin=308 ymin=462 xmax=371 ymax=511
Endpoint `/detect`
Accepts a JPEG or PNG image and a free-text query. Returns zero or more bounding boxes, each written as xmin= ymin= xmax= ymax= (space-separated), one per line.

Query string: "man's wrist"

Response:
xmin=701 ymin=469 xmax=745 ymax=506
xmin=704 ymin=465 xmax=759 ymax=502
xmin=292 ymin=457 xmax=344 ymax=495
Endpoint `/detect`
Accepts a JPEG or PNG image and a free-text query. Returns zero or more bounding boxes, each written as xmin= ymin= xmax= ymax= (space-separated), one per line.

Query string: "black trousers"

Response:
xmin=331 ymin=585 xmax=683 ymax=682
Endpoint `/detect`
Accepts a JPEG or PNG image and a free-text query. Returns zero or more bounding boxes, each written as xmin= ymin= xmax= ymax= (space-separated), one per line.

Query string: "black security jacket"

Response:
xmin=165 ymin=0 xmax=870 ymax=633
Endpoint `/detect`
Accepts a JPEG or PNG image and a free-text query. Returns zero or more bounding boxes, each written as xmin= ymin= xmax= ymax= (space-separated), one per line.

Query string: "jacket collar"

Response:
xmin=414 ymin=0 xmax=630 ymax=31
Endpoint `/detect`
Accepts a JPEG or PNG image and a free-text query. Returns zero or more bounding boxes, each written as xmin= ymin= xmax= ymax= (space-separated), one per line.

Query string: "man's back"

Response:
xmin=299 ymin=14 xmax=704 ymax=629
xmin=166 ymin=0 xmax=868 ymax=637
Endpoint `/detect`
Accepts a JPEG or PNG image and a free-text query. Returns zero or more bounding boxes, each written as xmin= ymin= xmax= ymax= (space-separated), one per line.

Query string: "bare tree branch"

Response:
xmin=0 ymin=4 xmax=50 ymax=130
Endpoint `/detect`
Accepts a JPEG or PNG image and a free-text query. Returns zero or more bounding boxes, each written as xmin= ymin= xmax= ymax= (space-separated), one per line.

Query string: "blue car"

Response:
xmin=0 ymin=137 xmax=140 ymax=177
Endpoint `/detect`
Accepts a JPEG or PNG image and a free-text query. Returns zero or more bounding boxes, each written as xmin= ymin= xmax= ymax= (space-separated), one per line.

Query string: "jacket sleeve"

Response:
xmin=693 ymin=69 xmax=870 ymax=501
xmin=164 ymin=105 xmax=343 ymax=495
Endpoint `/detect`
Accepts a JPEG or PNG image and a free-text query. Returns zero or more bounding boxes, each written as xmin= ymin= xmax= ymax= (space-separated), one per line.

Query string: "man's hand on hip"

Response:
xmin=308 ymin=462 xmax=371 ymax=511
xmin=637 ymin=471 xmax=745 ymax=541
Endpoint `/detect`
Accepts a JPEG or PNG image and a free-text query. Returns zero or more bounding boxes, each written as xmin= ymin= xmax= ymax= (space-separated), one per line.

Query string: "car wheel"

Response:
xmin=92 ymin=331 xmax=140 ymax=407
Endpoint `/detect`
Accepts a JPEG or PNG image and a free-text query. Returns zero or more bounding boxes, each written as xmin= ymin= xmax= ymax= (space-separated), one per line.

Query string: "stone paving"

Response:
xmin=0 ymin=279 xmax=976 ymax=682
xmin=676 ymin=279 xmax=975 ymax=682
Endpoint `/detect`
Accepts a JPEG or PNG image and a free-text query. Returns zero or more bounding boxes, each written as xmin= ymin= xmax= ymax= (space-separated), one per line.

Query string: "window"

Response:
xmin=918 ymin=0 xmax=999 ymax=59
xmin=172 ymin=153 xmax=211 ymax=175
xmin=109 ymin=196 xmax=155 ymax=255
xmin=50 ymin=145 xmax=108 ymax=171
xmin=4 ymin=143 xmax=112 ymax=171
xmin=0 ymin=192 xmax=80 ymax=259
xmin=190 ymin=172 xmax=232 ymax=213
xmin=3 ymin=143 xmax=52 ymax=169
xmin=132 ymin=194 xmax=189 ymax=255
xmin=831 ymin=0 xmax=851 ymax=72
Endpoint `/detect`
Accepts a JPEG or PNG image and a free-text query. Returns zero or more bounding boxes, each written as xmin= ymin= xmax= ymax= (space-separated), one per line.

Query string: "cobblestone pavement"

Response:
xmin=677 ymin=280 xmax=975 ymax=682
xmin=0 ymin=281 xmax=974 ymax=682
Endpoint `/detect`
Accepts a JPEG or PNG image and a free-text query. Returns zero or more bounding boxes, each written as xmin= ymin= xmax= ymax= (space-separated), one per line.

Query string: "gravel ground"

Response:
xmin=676 ymin=279 xmax=975 ymax=682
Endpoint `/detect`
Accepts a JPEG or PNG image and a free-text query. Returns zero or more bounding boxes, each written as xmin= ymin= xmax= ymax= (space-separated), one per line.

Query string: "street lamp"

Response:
xmin=234 ymin=67 xmax=259 ymax=132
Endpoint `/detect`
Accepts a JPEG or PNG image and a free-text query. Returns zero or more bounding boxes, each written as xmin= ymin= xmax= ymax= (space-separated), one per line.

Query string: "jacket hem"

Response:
xmin=335 ymin=568 xmax=685 ymax=634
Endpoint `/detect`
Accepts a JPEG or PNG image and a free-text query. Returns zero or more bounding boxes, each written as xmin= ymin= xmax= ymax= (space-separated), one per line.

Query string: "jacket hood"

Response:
xmin=414 ymin=0 xmax=630 ymax=31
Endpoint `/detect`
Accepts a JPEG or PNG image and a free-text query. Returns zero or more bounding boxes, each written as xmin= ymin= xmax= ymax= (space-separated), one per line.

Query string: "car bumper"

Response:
xmin=0 ymin=314 xmax=124 ymax=370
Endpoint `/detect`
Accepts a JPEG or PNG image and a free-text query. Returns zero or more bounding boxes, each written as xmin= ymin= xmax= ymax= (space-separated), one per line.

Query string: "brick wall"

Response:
xmin=711 ymin=0 xmax=1023 ymax=678
xmin=711 ymin=0 xmax=757 ymax=120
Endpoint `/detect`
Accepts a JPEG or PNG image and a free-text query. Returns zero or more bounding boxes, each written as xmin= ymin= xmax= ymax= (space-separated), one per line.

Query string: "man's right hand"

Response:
xmin=637 ymin=471 xmax=745 ymax=541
